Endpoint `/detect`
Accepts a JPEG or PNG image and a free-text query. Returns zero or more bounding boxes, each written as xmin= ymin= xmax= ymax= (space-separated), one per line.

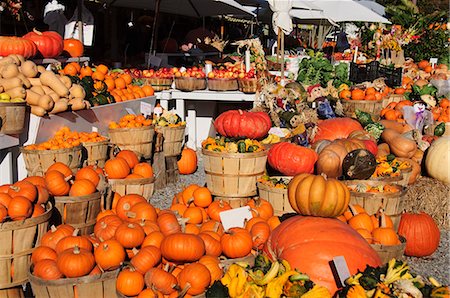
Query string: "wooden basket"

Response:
xmin=0 ymin=102 xmax=26 ymax=135
xmin=28 ymin=269 xmax=119 ymax=298
xmin=202 ymin=149 xmax=267 ymax=197
xmin=238 ymin=78 xmax=258 ymax=94
xmin=145 ymin=77 xmax=173 ymax=91
xmin=20 ymin=145 xmax=82 ymax=177
xmin=341 ymin=99 xmax=383 ymax=121
xmin=382 ymin=94 xmax=404 ymax=108
xmin=53 ymin=192 xmax=102 ymax=235
xmin=174 ymin=77 xmax=206 ymax=92
xmin=370 ymin=236 xmax=406 ymax=264
xmin=0 ymin=203 xmax=52 ymax=289
xmin=108 ymin=126 xmax=155 ymax=159
xmin=108 ymin=177 xmax=155 ymax=202
xmin=343 ymin=180 xmax=406 ymax=231
xmin=82 ymin=140 xmax=109 ymax=168
xmin=207 ymin=78 xmax=238 ymax=91
xmin=0 ymin=287 xmax=24 ymax=298
xmin=216 ymin=197 xmax=249 ymax=209
xmin=370 ymin=167 xmax=412 ymax=187
xmin=156 ymin=125 xmax=186 ymax=157
xmin=424 ymin=122 xmax=450 ymax=136
xmin=257 ymin=176 xmax=294 ymax=216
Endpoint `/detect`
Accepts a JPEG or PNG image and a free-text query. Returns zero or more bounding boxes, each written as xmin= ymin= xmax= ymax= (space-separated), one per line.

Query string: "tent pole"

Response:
xmin=77 ymin=0 xmax=84 ymax=44
xmin=150 ymin=0 xmax=161 ymax=55
xmin=280 ymin=28 xmax=284 ymax=82
xmin=276 ymin=27 xmax=281 ymax=64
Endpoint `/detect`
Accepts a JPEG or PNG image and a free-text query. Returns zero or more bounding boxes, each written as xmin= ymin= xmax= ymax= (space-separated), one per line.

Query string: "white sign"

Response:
xmin=429 ymin=58 xmax=438 ymax=67
xmin=140 ymin=102 xmax=153 ymax=117
xmin=91 ymin=126 xmax=98 ymax=132
xmin=220 ymin=206 xmax=253 ymax=230
xmin=332 ymin=256 xmax=351 ymax=287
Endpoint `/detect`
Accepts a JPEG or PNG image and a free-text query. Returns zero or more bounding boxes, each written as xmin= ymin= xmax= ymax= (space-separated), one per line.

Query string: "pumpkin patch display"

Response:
xmin=214 ymin=109 xmax=271 ymax=140
xmin=267 ymin=142 xmax=318 ymax=176
xmin=287 ymin=173 xmax=350 ymax=217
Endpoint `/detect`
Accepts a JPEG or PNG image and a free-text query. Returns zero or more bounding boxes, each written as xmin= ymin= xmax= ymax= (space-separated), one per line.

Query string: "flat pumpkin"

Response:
xmin=214 ymin=109 xmax=271 ymax=140
xmin=268 ymin=142 xmax=318 ymax=176
xmin=264 ymin=216 xmax=381 ymax=294
xmin=313 ymin=118 xmax=363 ymax=143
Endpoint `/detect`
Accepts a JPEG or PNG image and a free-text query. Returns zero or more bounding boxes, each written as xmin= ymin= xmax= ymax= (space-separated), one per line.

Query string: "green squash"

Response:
xmin=206 ymin=280 xmax=229 ymax=297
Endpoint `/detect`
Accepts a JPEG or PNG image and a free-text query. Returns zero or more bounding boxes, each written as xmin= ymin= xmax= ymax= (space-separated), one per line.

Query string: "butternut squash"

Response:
xmin=0 ymin=78 xmax=22 ymax=90
xmin=47 ymin=92 xmax=60 ymax=103
xmin=30 ymin=86 xmax=45 ymax=95
xmin=1 ymin=63 xmax=19 ymax=79
xmin=5 ymin=87 xmax=26 ymax=99
xmin=69 ymin=98 xmax=86 ymax=111
xmin=30 ymin=105 xmax=46 ymax=117
xmin=20 ymin=60 xmax=38 ymax=78
xmin=0 ymin=57 xmax=15 ymax=67
xmin=49 ymin=100 xmax=68 ymax=114
xmin=17 ymin=73 xmax=31 ymax=88
xmin=25 ymin=89 xmax=41 ymax=105
xmin=37 ymin=65 xmax=46 ymax=73
xmin=42 ymin=86 xmax=53 ymax=95
xmin=59 ymin=75 xmax=72 ymax=89
xmin=380 ymin=120 xmax=413 ymax=134
xmin=40 ymin=71 xmax=69 ymax=97
xmin=8 ymin=54 xmax=24 ymax=65
xmin=38 ymin=95 xmax=55 ymax=111
xmin=28 ymin=78 xmax=42 ymax=86
xmin=69 ymin=84 xmax=86 ymax=99
xmin=381 ymin=128 xmax=417 ymax=158
xmin=376 ymin=143 xmax=390 ymax=158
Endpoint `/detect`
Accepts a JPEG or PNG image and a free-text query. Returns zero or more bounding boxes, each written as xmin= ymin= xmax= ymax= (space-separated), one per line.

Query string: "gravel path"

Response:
xmin=151 ymin=152 xmax=450 ymax=285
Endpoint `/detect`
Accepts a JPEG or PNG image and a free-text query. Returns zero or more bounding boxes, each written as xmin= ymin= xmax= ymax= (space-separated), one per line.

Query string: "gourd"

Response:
xmin=381 ymin=128 xmax=417 ymax=158
xmin=267 ymin=142 xmax=318 ymax=176
xmin=214 ymin=109 xmax=271 ymax=139
xmin=288 ymin=173 xmax=350 ymax=217
xmin=342 ymin=149 xmax=377 ymax=180
xmin=379 ymin=120 xmax=413 ymax=134
xmin=425 ymin=136 xmax=450 ymax=184
xmin=23 ymin=29 xmax=63 ymax=58
xmin=264 ymin=216 xmax=381 ymax=294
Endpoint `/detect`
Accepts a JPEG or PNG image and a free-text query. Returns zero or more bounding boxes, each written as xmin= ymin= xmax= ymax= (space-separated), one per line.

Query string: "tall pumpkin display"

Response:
xmin=397 ymin=212 xmax=440 ymax=257
xmin=63 ymin=38 xmax=84 ymax=57
xmin=264 ymin=216 xmax=381 ymax=294
xmin=23 ymin=29 xmax=63 ymax=58
xmin=0 ymin=36 xmax=37 ymax=58
xmin=178 ymin=147 xmax=197 ymax=175
xmin=425 ymin=136 xmax=450 ymax=185
xmin=214 ymin=110 xmax=271 ymax=140
xmin=313 ymin=118 xmax=363 ymax=143
xmin=287 ymin=173 xmax=350 ymax=217
xmin=267 ymin=142 xmax=318 ymax=176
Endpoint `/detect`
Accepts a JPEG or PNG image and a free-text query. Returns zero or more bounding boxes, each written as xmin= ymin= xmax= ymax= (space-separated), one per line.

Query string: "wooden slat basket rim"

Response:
xmin=0 ymin=102 xmax=26 ymax=107
xmin=19 ymin=145 xmax=83 ymax=154
xmin=341 ymin=99 xmax=383 ymax=104
xmin=0 ymin=202 xmax=52 ymax=231
xmin=257 ymin=176 xmax=292 ymax=194
xmin=54 ymin=192 xmax=101 ymax=203
xmin=175 ymin=77 xmax=206 ymax=82
xmin=342 ymin=180 xmax=406 ymax=198
xmin=28 ymin=268 xmax=119 ymax=286
xmin=108 ymin=176 xmax=155 ymax=185
xmin=81 ymin=139 xmax=110 ymax=146
xmin=155 ymin=124 xmax=186 ymax=134
xmin=108 ymin=125 xmax=155 ymax=133
xmin=201 ymin=148 xmax=267 ymax=159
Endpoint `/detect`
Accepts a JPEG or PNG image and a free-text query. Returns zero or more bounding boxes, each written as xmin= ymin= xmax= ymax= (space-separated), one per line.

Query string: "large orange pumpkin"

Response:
xmin=178 ymin=147 xmax=198 ymax=175
xmin=63 ymin=38 xmax=84 ymax=57
xmin=288 ymin=173 xmax=349 ymax=217
xmin=264 ymin=216 xmax=381 ymax=294
xmin=312 ymin=118 xmax=363 ymax=143
xmin=0 ymin=36 xmax=37 ymax=58
xmin=23 ymin=29 xmax=63 ymax=58
xmin=267 ymin=142 xmax=318 ymax=176
xmin=214 ymin=110 xmax=271 ymax=139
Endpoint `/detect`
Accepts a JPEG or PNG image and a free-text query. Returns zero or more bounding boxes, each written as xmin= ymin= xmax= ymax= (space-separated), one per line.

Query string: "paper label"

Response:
xmin=91 ymin=126 xmax=98 ymax=132
xmin=429 ymin=58 xmax=438 ymax=65
xmin=125 ymin=108 xmax=136 ymax=115
xmin=140 ymin=102 xmax=153 ymax=117
xmin=332 ymin=256 xmax=351 ymax=287
xmin=220 ymin=207 xmax=253 ymax=230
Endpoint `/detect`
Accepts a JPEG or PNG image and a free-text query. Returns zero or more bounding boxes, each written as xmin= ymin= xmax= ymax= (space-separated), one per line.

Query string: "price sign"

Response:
xmin=220 ymin=207 xmax=253 ymax=230
xmin=140 ymin=102 xmax=153 ymax=117
xmin=125 ymin=108 xmax=136 ymax=115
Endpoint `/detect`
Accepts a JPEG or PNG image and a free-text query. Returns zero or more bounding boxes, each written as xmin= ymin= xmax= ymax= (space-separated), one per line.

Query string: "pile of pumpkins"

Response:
xmin=0 ymin=53 xmax=88 ymax=116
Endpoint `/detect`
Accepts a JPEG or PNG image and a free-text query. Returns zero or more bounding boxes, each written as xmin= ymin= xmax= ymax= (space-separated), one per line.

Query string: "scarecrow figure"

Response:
xmin=307 ymin=84 xmax=335 ymax=119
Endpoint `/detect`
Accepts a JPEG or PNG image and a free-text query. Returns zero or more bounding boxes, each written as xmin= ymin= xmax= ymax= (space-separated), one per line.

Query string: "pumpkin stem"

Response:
xmin=126 ymin=211 xmax=137 ymax=219
xmin=123 ymin=203 xmax=131 ymax=211
xmin=127 ymin=223 xmax=135 ymax=228
xmin=65 ymin=175 xmax=73 ymax=182
xmin=178 ymin=283 xmax=191 ymax=298
xmin=348 ymin=204 xmax=360 ymax=217
xmin=73 ymin=245 xmax=80 ymax=254
xmin=50 ymin=225 xmax=57 ymax=232
xmin=131 ymin=247 xmax=139 ymax=255
xmin=72 ymin=228 xmax=80 ymax=236
xmin=32 ymin=28 xmax=43 ymax=35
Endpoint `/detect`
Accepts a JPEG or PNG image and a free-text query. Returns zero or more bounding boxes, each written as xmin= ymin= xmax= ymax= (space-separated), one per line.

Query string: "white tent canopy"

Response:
xmin=107 ymin=0 xmax=256 ymax=17
xmin=356 ymin=0 xmax=386 ymax=16
xmin=292 ymin=0 xmax=390 ymax=23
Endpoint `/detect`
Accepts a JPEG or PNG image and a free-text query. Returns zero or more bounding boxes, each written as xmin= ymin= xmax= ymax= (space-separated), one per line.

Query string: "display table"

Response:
xmin=12 ymin=96 xmax=156 ymax=181
xmin=155 ymin=89 xmax=256 ymax=148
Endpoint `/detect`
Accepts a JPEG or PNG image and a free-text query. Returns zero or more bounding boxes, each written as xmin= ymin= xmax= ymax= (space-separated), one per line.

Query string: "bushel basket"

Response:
xmin=108 ymin=176 xmax=155 ymax=203
xmin=0 ymin=101 xmax=27 ymax=135
xmin=340 ymin=99 xmax=383 ymax=121
xmin=156 ymin=125 xmax=186 ymax=157
xmin=207 ymin=78 xmax=238 ymax=91
xmin=81 ymin=140 xmax=109 ymax=168
xmin=257 ymin=176 xmax=294 ymax=216
xmin=370 ymin=235 xmax=406 ymax=264
xmin=174 ymin=77 xmax=206 ymax=92
xmin=108 ymin=125 xmax=155 ymax=159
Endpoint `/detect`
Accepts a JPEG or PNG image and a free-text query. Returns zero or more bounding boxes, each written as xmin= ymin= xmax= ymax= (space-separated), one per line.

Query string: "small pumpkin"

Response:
xmin=133 ymin=163 xmax=154 ymax=178
xmin=287 ymin=173 xmax=350 ymax=217
xmin=130 ymin=245 xmax=162 ymax=274
xmin=41 ymin=224 xmax=75 ymax=250
xmin=94 ymin=214 xmax=123 ymax=241
xmin=116 ymin=267 xmax=145 ymax=297
xmin=207 ymin=200 xmax=231 ymax=221
xmin=47 ymin=162 xmax=72 ymax=178
xmin=33 ymin=259 xmax=63 ymax=280
xmin=127 ymin=202 xmax=157 ymax=222
xmin=198 ymin=232 xmax=222 ymax=257
xmin=246 ymin=197 xmax=274 ymax=220
xmin=178 ymin=147 xmax=198 ymax=175
xmin=115 ymin=194 xmax=146 ymax=220
xmin=115 ymin=223 xmax=145 ymax=248
xmin=104 ymin=157 xmax=131 ymax=179
xmin=177 ymin=263 xmax=211 ymax=295
xmin=8 ymin=181 xmax=37 ymax=202
xmin=221 ymin=228 xmax=252 ymax=259
xmin=142 ymin=231 xmax=165 ymax=248
xmin=192 ymin=187 xmax=212 ymax=208
xmin=55 ymin=229 xmax=93 ymax=254
xmin=157 ymin=210 xmax=182 ymax=236
xmin=144 ymin=268 xmax=178 ymax=295
xmin=56 ymin=246 xmax=95 ymax=278
xmin=371 ymin=227 xmax=400 ymax=245
xmin=160 ymin=233 xmax=205 ymax=263
xmin=8 ymin=196 xmax=33 ymax=220
xmin=75 ymin=167 xmax=100 ymax=187
xmin=44 ymin=170 xmax=70 ymax=196
xmin=69 ymin=179 xmax=96 ymax=196
xmin=268 ymin=142 xmax=318 ymax=176
xmin=250 ymin=221 xmax=271 ymax=250
xmin=198 ymin=255 xmax=223 ymax=285
xmin=63 ymin=38 xmax=84 ymax=57
xmin=116 ymin=150 xmax=140 ymax=169
xmin=31 ymin=246 xmax=57 ymax=265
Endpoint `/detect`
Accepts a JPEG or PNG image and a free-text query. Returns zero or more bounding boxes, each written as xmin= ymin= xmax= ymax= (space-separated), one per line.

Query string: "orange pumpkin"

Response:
xmin=351 ymin=89 xmax=365 ymax=100
xmin=63 ymin=39 xmax=84 ymax=57
xmin=178 ymin=147 xmax=198 ymax=175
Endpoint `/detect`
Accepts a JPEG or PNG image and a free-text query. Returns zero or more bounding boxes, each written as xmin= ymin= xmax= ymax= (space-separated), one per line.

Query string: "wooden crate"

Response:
xmin=341 ymin=99 xmax=383 ymax=121
xmin=207 ymin=78 xmax=238 ymax=91
xmin=202 ymin=149 xmax=267 ymax=197
xmin=29 ymin=269 xmax=119 ymax=298
xmin=343 ymin=180 xmax=406 ymax=231
xmin=53 ymin=192 xmax=101 ymax=235
xmin=108 ymin=126 xmax=155 ymax=159
xmin=175 ymin=77 xmax=206 ymax=92
xmin=108 ymin=177 xmax=155 ymax=202
xmin=153 ymin=152 xmax=179 ymax=190
xmin=0 ymin=203 xmax=52 ymax=289
xmin=0 ymin=101 xmax=26 ymax=135
xmin=370 ymin=236 xmax=406 ymax=264
xmin=257 ymin=177 xmax=294 ymax=216
xmin=20 ymin=146 xmax=82 ymax=177
xmin=237 ymin=78 xmax=258 ymax=94
xmin=81 ymin=140 xmax=109 ymax=168
xmin=156 ymin=125 xmax=186 ymax=157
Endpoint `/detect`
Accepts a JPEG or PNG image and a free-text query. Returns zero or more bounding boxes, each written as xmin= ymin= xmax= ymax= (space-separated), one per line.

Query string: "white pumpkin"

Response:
xmin=425 ymin=136 xmax=450 ymax=184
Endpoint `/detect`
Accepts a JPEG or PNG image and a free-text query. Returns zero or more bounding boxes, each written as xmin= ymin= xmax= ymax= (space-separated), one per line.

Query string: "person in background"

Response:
xmin=336 ymin=30 xmax=350 ymax=52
